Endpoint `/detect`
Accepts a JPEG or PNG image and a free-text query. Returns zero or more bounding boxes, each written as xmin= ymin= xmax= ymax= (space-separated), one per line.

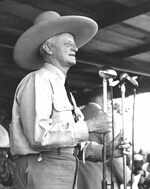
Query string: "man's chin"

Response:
xmin=69 ymin=61 xmax=76 ymax=67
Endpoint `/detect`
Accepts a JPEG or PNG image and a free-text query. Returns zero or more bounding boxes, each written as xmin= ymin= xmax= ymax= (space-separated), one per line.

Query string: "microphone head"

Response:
xmin=99 ymin=69 xmax=117 ymax=79
xmin=120 ymin=73 xmax=129 ymax=81
xmin=120 ymin=73 xmax=139 ymax=89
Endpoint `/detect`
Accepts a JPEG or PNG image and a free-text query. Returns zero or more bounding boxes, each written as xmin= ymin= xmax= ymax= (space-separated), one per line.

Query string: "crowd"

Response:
xmin=132 ymin=152 xmax=150 ymax=189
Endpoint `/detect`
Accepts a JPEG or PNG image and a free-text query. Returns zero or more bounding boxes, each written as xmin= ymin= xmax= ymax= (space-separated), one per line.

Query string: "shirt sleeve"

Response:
xmin=18 ymin=73 xmax=89 ymax=150
xmin=80 ymin=141 xmax=103 ymax=162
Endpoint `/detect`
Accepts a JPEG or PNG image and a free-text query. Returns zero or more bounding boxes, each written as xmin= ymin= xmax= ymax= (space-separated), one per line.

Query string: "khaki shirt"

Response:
xmin=10 ymin=63 xmax=89 ymax=155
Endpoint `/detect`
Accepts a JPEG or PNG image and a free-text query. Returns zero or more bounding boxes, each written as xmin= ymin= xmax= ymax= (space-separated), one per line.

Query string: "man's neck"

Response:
xmin=45 ymin=61 xmax=69 ymax=76
xmin=58 ymin=65 xmax=69 ymax=76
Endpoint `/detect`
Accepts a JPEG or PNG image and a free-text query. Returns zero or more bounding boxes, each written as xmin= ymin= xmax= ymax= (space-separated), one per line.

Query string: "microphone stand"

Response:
xmin=101 ymin=77 xmax=116 ymax=189
xmin=102 ymin=77 xmax=108 ymax=189
xmin=99 ymin=69 xmax=117 ymax=189
xmin=120 ymin=83 xmax=127 ymax=189
xmin=109 ymin=78 xmax=115 ymax=189
xmin=119 ymin=74 xmax=138 ymax=189
xmin=130 ymin=88 xmax=136 ymax=189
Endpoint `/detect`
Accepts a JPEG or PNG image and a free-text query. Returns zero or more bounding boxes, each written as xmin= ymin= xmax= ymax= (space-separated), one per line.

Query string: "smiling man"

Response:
xmin=40 ymin=33 xmax=78 ymax=73
xmin=10 ymin=11 xmax=131 ymax=189
xmin=10 ymin=11 xmax=99 ymax=189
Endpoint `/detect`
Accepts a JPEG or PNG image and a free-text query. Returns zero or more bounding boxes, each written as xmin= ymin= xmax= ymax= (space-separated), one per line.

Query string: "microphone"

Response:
xmin=99 ymin=69 xmax=117 ymax=79
xmin=120 ymin=73 xmax=138 ymax=89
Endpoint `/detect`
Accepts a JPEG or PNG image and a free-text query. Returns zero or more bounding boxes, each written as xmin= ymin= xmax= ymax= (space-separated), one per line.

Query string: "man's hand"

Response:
xmin=106 ymin=133 xmax=131 ymax=158
xmin=81 ymin=103 xmax=112 ymax=134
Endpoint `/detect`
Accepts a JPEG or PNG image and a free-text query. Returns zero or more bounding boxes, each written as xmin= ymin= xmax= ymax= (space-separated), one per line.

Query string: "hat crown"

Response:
xmin=34 ymin=11 xmax=61 ymax=25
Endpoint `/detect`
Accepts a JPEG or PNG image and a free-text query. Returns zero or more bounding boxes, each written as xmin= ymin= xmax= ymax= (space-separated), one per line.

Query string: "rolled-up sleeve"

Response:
xmin=17 ymin=72 xmax=89 ymax=150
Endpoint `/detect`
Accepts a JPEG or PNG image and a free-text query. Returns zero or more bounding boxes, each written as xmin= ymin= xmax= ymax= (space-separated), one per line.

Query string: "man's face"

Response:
xmin=50 ymin=33 xmax=78 ymax=67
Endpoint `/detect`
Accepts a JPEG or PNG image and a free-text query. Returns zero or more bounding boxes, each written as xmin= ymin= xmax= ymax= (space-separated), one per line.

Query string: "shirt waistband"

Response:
xmin=14 ymin=146 xmax=80 ymax=158
xmin=41 ymin=147 xmax=79 ymax=155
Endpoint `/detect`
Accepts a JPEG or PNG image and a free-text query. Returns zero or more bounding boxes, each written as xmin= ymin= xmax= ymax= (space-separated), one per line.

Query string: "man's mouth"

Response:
xmin=69 ymin=54 xmax=75 ymax=57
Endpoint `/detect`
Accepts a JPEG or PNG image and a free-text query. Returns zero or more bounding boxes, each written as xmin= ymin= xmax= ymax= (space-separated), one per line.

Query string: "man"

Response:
xmin=10 ymin=11 xmax=131 ymax=189
xmin=77 ymin=88 xmax=132 ymax=189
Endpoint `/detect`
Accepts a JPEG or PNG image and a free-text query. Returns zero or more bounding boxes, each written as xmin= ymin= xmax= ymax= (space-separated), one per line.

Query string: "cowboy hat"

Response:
xmin=0 ymin=125 xmax=10 ymax=148
xmin=13 ymin=11 xmax=98 ymax=70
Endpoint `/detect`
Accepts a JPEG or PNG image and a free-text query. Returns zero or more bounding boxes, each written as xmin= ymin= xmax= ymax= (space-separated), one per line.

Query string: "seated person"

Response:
xmin=0 ymin=124 xmax=14 ymax=188
xmin=141 ymin=153 xmax=150 ymax=189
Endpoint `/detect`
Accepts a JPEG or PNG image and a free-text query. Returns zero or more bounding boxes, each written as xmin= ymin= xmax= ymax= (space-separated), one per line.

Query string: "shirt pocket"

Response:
xmin=52 ymin=90 xmax=73 ymax=112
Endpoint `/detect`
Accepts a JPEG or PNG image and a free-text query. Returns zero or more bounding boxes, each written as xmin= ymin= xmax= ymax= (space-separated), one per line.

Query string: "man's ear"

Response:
xmin=42 ymin=42 xmax=53 ymax=55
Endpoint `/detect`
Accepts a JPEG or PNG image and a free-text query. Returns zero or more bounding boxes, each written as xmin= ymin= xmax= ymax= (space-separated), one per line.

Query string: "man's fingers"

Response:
xmin=122 ymin=150 xmax=131 ymax=155
xmin=118 ymin=143 xmax=131 ymax=149
xmin=120 ymin=138 xmax=131 ymax=144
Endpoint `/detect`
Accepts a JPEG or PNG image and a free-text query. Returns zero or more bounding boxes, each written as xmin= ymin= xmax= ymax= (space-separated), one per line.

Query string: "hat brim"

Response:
xmin=0 ymin=125 xmax=10 ymax=148
xmin=13 ymin=15 xmax=98 ymax=70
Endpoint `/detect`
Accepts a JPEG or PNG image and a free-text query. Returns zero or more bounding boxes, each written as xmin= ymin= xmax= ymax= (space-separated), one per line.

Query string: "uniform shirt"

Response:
xmin=10 ymin=63 xmax=89 ymax=155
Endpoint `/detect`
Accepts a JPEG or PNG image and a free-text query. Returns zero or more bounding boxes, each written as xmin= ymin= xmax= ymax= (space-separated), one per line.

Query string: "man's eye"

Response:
xmin=65 ymin=42 xmax=75 ymax=47
xmin=64 ymin=42 xmax=71 ymax=46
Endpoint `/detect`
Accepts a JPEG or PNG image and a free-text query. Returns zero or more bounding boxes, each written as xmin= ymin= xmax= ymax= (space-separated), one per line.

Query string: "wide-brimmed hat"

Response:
xmin=0 ymin=125 xmax=10 ymax=148
xmin=13 ymin=11 xmax=98 ymax=70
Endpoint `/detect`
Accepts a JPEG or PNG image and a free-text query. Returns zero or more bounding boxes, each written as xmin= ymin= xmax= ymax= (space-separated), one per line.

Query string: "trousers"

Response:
xmin=13 ymin=151 xmax=78 ymax=189
xmin=78 ymin=160 xmax=119 ymax=189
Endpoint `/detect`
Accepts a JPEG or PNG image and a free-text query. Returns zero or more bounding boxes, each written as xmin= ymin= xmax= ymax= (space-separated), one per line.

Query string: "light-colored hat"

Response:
xmin=0 ymin=125 xmax=10 ymax=148
xmin=13 ymin=11 xmax=98 ymax=70
xmin=134 ymin=154 xmax=143 ymax=161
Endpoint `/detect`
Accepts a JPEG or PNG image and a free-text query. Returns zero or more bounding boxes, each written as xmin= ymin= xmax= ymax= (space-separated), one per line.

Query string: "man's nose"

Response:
xmin=71 ymin=45 xmax=78 ymax=52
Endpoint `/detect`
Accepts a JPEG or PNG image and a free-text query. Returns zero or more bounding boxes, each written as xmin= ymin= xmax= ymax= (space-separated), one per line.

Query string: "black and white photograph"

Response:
xmin=0 ymin=1 xmax=150 ymax=189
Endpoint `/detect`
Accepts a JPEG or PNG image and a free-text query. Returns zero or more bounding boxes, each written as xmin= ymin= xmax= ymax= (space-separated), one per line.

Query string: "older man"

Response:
xmin=10 ymin=11 xmax=131 ymax=189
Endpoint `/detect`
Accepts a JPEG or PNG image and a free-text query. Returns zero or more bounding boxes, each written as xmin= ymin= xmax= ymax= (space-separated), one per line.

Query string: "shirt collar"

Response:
xmin=43 ymin=63 xmax=66 ymax=84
